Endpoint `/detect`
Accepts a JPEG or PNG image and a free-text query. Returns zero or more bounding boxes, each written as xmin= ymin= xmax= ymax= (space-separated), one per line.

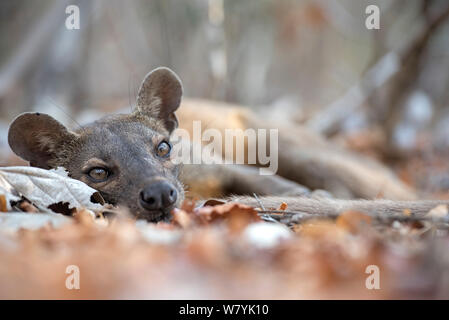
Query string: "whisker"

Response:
xmin=46 ymin=97 xmax=86 ymax=133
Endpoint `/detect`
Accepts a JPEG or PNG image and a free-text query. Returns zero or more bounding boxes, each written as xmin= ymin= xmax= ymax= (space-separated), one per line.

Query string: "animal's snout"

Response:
xmin=140 ymin=180 xmax=178 ymax=211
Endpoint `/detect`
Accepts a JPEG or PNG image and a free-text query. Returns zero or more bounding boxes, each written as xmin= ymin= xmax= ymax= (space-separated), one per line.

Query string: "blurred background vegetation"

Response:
xmin=0 ymin=0 xmax=448 ymax=193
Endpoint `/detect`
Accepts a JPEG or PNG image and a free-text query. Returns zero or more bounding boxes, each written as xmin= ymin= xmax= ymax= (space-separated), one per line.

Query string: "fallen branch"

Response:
xmin=257 ymin=208 xmax=449 ymax=225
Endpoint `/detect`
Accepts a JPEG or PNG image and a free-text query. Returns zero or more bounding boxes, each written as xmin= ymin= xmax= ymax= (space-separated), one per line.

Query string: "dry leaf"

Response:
xmin=180 ymin=199 xmax=196 ymax=213
xmin=297 ymin=219 xmax=340 ymax=238
xmin=202 ymin=199 xmax=226 ymax=207
xmin=0 ymin=175 xmax=21 ymax=211
xmin=172 ymin=208 xmax=192 ymax=228
xmin=0 ymin=166 xmax=105 ymax=215
xmin=425 ymin=205 xmax=448 ymax=219
xmin=336 ymin=211 xmax=372 ymax=234
xmin=278 ymin=202 xmax=288 ymax=211
xmin=73 ymin=209 xmax=96 ymax=224
xmin=17 ymin=200 xmax=39 ymax=213
xmin=195 ymin=203 xmax=261 ymax=233
xmin=174 ymin=203 xmax=262 ymax=233
xmin=0 ymin=195 xmax=7 ymax=212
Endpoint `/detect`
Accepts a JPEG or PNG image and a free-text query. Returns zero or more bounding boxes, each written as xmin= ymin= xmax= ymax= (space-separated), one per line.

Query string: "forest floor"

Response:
xmin=0 ymin=129 xmax=448 ymax=299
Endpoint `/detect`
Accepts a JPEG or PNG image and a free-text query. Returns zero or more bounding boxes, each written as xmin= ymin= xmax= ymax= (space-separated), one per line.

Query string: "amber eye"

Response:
xmin=156 ymin=141 xmax=171 ymax=158
xmin=88 ymin=167 xmax=110 ymax=182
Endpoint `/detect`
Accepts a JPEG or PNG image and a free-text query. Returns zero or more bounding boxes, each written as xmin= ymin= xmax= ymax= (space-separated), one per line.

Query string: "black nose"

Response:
xmin=140 ymin=181 xmax=178 ymax=211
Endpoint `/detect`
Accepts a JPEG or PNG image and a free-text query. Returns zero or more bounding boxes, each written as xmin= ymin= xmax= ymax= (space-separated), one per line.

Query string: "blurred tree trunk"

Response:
xmin=378 ymin=1 xmax=449 ymax=159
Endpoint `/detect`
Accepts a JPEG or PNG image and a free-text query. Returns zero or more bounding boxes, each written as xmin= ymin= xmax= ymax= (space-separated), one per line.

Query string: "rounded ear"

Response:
xmin=135 ymin=67 xmax=183 ymax=133
xmin=8 ymin=113 xmax=77 ymax=169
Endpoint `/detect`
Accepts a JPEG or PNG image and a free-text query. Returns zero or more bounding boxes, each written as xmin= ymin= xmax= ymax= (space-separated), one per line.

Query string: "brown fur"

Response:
xmin=177 ymin=98 xmax=416 ymax=200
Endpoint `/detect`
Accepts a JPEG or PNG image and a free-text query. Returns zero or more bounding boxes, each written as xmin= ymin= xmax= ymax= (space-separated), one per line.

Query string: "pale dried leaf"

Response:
xmin=0 ymin=166 xmax=105 ymax=214
xmin=0 ymin=175 xmax=21 ymax=211
xmin=425 ymin=205 xmax=448 ymax=219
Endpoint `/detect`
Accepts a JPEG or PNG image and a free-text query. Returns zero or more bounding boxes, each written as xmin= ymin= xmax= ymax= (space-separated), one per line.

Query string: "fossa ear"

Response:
xmin=8 ymin=112 xmax=78 ymax=169
xmin=135 ymin=67 xmax=183 ymax=133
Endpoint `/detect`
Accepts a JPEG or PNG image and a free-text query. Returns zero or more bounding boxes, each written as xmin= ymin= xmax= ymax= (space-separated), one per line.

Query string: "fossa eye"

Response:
xmin=88 ymin=167 xmax=110 ymax=182
xmin=156 ymin=141 xmax=171 ymax=158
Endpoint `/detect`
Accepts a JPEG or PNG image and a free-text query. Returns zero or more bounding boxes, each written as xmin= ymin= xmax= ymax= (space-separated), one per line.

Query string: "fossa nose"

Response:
xmin=139 ymin=179 xmax=178 ymax=211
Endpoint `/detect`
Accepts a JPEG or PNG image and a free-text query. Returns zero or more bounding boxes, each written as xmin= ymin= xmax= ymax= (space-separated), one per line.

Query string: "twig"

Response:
xmin=253 ymin=193 xmax=281 ymax=224
xmin=252 ymin=193 xmax=266 ymax=211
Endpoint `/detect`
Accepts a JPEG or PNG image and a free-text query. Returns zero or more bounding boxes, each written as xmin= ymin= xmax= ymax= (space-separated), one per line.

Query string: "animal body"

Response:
xmin=7 ymin=67 xmax=448 ymax=221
